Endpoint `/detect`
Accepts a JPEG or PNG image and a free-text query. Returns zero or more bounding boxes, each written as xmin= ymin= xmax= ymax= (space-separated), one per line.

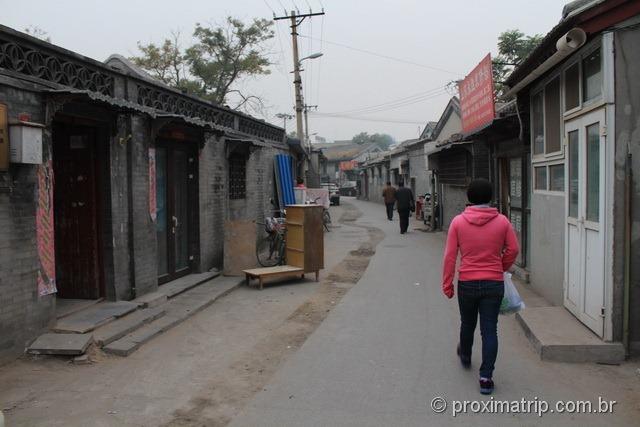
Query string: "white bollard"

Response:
xmin=0 ymin=409 xmax=4 ymax=427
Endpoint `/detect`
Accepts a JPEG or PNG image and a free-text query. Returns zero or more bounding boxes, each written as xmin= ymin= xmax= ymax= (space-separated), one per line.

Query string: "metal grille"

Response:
xmin=229 ymin=155 xmax=246 ymax=199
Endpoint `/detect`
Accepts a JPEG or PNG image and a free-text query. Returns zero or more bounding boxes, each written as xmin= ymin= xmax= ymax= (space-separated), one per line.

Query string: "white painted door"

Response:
xmin=564 ymin=109 xmax=606 ymax=337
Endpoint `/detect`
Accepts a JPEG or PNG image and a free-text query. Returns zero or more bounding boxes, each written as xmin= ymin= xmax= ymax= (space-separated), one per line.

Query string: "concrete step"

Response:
xmin=93 ymin=307 xmax=166 ymax=347
xmin=132 ymin=291 xmax=167 ymax=309
xmin=160 ymin=271 xmax=221 ymax=299
xmin=103 ymin=276 xmax=241 ymax=356
xmin=26 ymin=333 xmax=93 ymax=356
xmin=53 ymin=301 xmax=139 ymax=334
xmin=516 ymin=306 xmax=625 ymax=363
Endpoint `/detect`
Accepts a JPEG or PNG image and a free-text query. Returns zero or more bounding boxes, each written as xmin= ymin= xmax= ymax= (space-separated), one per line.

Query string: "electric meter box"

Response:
xmin=9 ymin=122 xmax=43 ymax=164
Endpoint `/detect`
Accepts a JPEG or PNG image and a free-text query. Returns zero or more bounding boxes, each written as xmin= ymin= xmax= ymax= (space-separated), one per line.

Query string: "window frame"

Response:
xmin=531 ymin=37 xmax=605 ymax=166
xmin=532 ymin=160 xmax=566 ymax=195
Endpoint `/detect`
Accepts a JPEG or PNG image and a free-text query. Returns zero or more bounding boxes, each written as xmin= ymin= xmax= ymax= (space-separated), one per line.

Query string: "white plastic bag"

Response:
xmin=500 ymin=272 xmax=525 ymax=315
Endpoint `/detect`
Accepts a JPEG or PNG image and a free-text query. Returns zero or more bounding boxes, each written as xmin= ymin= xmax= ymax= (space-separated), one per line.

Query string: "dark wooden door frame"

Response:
xmin=52 ymin=121 xmax=105 ymax=299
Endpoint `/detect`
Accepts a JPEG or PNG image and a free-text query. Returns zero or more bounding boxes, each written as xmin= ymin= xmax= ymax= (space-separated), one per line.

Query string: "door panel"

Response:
xmin=156 ymin=147 xmax=169 ymax=277
xmin=564 ymin=109 xmax=605 ymax=337
xmin=53 ymin=125 xmax=101 ymax=299
xmin=156 ymin=142 xmax=195 ymax=283
xmin=172 ymin=149 xmax=190 ymax=272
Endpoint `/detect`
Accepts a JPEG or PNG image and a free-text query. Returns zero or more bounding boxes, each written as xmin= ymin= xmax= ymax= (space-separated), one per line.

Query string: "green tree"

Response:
xmin=492 ymin=29 xmax=543 ymax=96
xmin=130 ymin=17 xmax=274 ymax=111
xmin=130 ymin=31 xmax=193 ymax=91
xmin=351 ymin=132 xmax=395 ymax=150
xmin=185 ymin=17 xmax=274 ymax=107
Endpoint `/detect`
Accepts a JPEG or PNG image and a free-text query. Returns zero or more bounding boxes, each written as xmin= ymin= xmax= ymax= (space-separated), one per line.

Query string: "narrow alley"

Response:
xmin=1 ymin=200 xmax=638 ymax=426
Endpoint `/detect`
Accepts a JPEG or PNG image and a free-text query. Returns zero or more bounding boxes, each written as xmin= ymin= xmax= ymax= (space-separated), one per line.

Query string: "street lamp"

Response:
xmin=298 ymin=52 xmax=323 ymax=65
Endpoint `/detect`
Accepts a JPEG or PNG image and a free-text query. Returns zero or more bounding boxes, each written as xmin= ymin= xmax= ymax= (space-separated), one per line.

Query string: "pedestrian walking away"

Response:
xmin=394 ymin=180 xmax=414 ymax=234
xmin=382 ymin=181 xmax=396 ymax=220
xmin=441 ymin=178 xmax=519 ymax=395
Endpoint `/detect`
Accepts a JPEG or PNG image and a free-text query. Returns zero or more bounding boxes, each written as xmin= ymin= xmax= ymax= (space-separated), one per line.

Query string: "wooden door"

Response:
xmin=53 ymin=124 xmax=101 ymax=299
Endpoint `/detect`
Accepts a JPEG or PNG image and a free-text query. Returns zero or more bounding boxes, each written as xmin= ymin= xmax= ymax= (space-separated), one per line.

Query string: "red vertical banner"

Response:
xmin=149 ymin=147 xmax=157 ymax=222
xmin=37 ymin=160 xmax=56 ymax=296
xmin=459 ymin=53 xmax=496 ymax=134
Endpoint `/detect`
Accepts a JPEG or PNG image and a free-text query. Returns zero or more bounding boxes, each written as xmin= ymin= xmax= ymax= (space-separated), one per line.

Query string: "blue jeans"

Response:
xmin=457 ymin=280 xmax=504 ymax=379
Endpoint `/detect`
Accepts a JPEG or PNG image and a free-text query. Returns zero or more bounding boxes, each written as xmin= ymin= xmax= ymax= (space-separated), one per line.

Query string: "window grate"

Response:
xmin=229 ymin=155 xmax=246 ymax=199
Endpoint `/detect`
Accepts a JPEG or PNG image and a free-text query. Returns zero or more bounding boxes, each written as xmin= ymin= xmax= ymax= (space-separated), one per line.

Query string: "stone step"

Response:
xmin=104 ymin=276 xmax=241 ymax=356
xmin=161 ymin=271 xmax=221 ymax=299
xmin=516 ymin=306 xmax=625 ymax=363
xmin=26 ymin=333 xmax=93 ymax=356
xmin=53 ymin=301 xmax=139 ymax=334
xmin=132 ymin=291 xmax=167 ymax=309
xmin=93 ymin=307 xmax=166 ymax=347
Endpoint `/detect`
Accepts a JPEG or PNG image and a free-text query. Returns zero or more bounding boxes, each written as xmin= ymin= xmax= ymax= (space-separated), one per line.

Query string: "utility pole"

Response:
xmin=303 ymin=105 xmax=318 ymax=148
xmin=274 ymin=10 xmax=325 ymax=145
xmin=275 ymin=113 xmax=294 ymax=133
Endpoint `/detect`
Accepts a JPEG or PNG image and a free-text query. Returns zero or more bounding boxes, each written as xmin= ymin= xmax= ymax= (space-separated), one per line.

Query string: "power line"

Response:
xmin=297 ymin=33 xmax=462 ymax=76
xmin=309 ymin=112 xmax=426 ymax=125
xmin=320 ymin=86 xmax=448 ymax=116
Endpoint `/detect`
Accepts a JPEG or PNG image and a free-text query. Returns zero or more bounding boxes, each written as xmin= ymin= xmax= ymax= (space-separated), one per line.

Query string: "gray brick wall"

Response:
xmin=106 ymin=114 xmax=132 ymax=301
xmin=129 ymin=115 xmax=157 ymax=297
xmin=0 ymin=84 xmax=55 ymax=366
xmin=199 ymin=132 xmax=226 ymax=270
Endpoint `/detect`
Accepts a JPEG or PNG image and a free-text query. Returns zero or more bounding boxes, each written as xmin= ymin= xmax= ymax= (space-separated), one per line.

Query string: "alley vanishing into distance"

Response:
xmin=1 ymin=199 xmax=638 ymax=426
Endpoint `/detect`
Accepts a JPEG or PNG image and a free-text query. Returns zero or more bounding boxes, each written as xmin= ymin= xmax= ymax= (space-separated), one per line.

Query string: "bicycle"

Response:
xmin=256 ymin=216 xmax=286 ymax=267
xmin=306 ymin=196 xmax=331 ymax=232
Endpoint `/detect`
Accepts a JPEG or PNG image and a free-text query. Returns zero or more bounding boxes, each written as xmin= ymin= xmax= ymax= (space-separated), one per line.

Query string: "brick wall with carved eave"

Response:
xmin=0 ymin=85 xmax=55 ymax=366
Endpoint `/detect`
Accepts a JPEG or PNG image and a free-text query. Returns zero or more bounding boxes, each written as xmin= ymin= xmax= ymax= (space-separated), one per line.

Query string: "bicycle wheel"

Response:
xmin=323 ymin=210 xmax=331 ymax=232
xmin=256 ymin=233 xmax=284 ymax=267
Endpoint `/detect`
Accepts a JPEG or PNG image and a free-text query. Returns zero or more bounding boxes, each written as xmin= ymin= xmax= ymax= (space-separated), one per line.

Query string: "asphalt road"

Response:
xmin=230 ymin=198 xmax=640 ymax=427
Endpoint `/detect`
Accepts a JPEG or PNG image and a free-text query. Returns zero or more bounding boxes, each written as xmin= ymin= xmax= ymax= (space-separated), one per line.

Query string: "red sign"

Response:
xmin=459 ymin=54 xmax=495 ymax=134
xmin=339 ymin=160 xmax=358 ymax=171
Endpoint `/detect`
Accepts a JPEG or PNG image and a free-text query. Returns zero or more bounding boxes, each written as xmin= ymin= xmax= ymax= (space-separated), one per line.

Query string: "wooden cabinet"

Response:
xmin=286 ymin=205 xmax=324 ymax=274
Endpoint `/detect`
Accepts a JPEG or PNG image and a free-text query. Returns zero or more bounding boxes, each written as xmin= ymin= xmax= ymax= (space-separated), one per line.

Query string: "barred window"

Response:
xmin=229 ymin=154 xmax=246 ymax=199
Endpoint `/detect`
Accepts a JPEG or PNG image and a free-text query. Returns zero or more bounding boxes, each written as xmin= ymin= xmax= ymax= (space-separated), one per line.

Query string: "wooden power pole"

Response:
xmin=274 ymin=10 xmax=325 ymax=146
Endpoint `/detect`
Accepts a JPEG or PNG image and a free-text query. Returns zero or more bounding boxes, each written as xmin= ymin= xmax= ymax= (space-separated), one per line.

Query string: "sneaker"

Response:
xmin=479 ymin=377 xmax=494 ymax=395
xmin=456 ymin=344 xmax=471 ymax=369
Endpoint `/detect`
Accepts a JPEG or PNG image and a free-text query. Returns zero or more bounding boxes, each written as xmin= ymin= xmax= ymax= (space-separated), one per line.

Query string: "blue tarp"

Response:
xmin=275 ymin=154 xmax=296 ymax=206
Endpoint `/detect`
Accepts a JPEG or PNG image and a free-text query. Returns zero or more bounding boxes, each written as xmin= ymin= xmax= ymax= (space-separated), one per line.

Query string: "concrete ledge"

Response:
xmin=516 ymin=307 xmax=625 ymax=363
xmin=26 ymin=333 xmax=93 ymax=356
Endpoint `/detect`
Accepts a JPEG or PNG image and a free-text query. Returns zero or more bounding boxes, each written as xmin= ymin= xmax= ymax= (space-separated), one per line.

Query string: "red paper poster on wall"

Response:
xmin=149 ymin=147 xmax=157 ymax=222
xmin=339 ymin=160 xmax=358 ymax=171
xmin=459 ymin=53 xmax=495 ymax=134
xmin=37 ymin=160 xmax=56 ymax=296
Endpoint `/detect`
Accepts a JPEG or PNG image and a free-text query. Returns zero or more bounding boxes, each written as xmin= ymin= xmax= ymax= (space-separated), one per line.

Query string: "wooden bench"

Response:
xmin=243 ymin=265 xmax=309 ymax=290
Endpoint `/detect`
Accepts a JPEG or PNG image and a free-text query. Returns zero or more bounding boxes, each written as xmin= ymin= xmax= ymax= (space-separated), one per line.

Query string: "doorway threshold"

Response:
xmin=56 ymin=298 xmax=104 ymax=320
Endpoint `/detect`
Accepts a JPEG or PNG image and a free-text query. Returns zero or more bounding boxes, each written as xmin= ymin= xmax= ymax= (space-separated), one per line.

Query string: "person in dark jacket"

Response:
xmin=382 ymin=182 xmax=396 ymax=220
xmin=395 ymin=180 xmax=415 ymax=234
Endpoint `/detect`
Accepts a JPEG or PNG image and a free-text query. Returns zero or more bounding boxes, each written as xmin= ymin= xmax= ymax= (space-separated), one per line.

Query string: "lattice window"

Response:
xmin=229 ymin=154 xmax=246 ymax=199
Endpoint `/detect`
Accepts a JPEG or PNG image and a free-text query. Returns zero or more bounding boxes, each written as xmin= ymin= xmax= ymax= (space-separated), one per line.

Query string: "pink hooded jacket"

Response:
xmin=441 ymin=206 xmax=519 ymax=298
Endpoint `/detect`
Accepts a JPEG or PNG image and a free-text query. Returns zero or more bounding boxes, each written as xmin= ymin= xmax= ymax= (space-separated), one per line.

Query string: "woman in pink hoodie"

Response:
xmin=442 ymin=179 xmax=519 ymax=395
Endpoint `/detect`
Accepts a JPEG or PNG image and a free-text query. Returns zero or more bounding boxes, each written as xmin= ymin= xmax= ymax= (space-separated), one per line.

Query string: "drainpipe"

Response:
xmin=623 ymin=151 xmax=632 ymax=357
xmin=502 ymin=28 xmax=587 ymax=99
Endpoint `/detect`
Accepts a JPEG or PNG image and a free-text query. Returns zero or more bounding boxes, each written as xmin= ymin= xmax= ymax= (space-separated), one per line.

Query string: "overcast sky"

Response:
xmin=2 ymin=0 xmax=566 ymax=142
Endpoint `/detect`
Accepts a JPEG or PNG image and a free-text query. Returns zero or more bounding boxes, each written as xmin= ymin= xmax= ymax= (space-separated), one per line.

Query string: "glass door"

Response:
xmin=156 ymin=142 xmax=195 ymax=284
xmin=564 ymin=109 xmax=606 ymax=337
